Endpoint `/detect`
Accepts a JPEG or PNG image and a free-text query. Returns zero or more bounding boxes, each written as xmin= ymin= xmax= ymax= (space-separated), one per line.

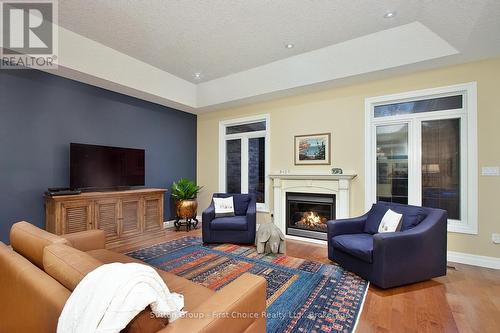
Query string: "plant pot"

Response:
xmin=176 ymin=199 xmax=198 ymax=219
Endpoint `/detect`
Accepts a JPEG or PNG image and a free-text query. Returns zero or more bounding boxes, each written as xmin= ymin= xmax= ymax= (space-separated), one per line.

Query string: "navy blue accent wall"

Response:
xmin=0 ymin=69 xmax=197 ymax=243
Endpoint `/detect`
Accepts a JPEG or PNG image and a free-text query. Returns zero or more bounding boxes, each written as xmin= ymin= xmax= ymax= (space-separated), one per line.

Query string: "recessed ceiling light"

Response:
xmin=285 ymin=43 xmax=295 ymax=49
xmin=193 ymin=72 xmax=202 ymax=80
xmin=384 ymin=11 xmax=396 ymax=18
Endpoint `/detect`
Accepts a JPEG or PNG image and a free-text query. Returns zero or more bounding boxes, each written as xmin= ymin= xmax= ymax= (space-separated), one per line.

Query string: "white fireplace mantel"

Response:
xmin=269 ymin=173 xmax=357 ymax=244
xmin=269 ymin=173 xmax=357 ymax=181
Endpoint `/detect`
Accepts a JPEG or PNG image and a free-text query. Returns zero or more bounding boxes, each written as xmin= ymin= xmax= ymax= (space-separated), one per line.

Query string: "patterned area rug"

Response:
xmin=127 ymin=237 xmax=368 ymax=333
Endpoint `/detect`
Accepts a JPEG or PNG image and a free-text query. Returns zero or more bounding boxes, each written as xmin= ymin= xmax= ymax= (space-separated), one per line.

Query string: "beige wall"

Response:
xmin=197 ymin=57 xmax=500 ymax=258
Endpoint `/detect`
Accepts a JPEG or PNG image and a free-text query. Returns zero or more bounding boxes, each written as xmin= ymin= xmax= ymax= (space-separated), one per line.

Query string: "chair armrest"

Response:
xmin=246 ymin=197 xmax=257 ymax=228
xmin=372 ymin=210 xmax=447 ymax=281
xmin=245 ymin=196 xmax=257 ymax=243
xmin=61 ymin=229 xmax=106 ymax=251
xmin=160 ymin=273 xmax=266 ymax=333
xmin=327 ymin=214 xmax=367 ymax=239
xmin=202 ymin=203 xmax=215 ymax=222
xmin=202 ymin=203 xmax=215 ymax=243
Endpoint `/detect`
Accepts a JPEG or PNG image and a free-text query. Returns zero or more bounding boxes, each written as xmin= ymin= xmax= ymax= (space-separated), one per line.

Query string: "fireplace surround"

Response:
xmin=286 ymin=192 xmax=335 ymax=240
xmin=270 ymin=173 xmax=356 ymax=244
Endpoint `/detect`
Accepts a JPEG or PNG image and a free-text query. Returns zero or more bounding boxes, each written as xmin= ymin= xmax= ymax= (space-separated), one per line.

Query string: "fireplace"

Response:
xmin=286 ymin=192 xmax=336 ymax=241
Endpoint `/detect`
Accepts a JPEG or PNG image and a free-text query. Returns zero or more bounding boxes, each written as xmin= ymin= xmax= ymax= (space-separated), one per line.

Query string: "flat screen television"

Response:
xmin=70 ymin=143 xmax=145 ymax=190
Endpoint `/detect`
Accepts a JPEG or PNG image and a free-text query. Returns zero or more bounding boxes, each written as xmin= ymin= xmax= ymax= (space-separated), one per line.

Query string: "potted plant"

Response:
xmin=171 ymin=178 xmax=203 ymax=220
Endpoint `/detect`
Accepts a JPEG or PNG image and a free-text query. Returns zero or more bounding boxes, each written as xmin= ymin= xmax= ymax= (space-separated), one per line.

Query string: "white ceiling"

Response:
xmin=59 ymin=0 xmax=500 ymax=84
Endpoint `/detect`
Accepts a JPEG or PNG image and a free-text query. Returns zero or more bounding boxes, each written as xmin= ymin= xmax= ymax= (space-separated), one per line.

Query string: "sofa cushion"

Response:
xmin=86 ymin=249 xmax=144 ymax=265
xmin=61 ymin=230 xmax=106 ymax=252
xmin=332 ymin=234 xmax=374 ymax=263
xmin=10 ymin=221 xmax=70 ymax=269
xmin=86 ymin=249 xmax=215 ymax=311
xmin=363 ymin=203 xmax=389 ymax=234
xmin=53 ymin=248 xmax=172 ymax=332
xmin=379 ymin=202 xmax=427 ymax=231
xmin=43 ymin=243 xmax=102 ymax=291
xmin=210 ymin=216 xmax=248 ymax=231
xmin=0 ymin=240 xmax=72 ymax=333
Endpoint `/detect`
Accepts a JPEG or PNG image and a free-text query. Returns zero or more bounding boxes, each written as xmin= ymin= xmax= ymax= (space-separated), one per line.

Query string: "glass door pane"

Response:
xmin=248 ymin=137 xmax=265 ymax=203
xmin=421 ymin=119 xmax=461 ymax=219
xmin=226 ymin=139 xmax=241 ymax=193
xmin=376 ymin=124 xmax=409 ymax=204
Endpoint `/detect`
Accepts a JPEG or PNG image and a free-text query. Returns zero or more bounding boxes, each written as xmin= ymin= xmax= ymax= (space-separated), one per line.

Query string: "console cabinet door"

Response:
xmin=61 ymin=200 xmax=93 ymax=234
xmin=95 ymin=199 xmax=120 ymax=242
xmin=46 ymin=189 xmax=166 ymax=245
xmin=143 ymin=195 xmax=163 ymax=232
xmin=120 ymin=197 xmax=143 ymax=237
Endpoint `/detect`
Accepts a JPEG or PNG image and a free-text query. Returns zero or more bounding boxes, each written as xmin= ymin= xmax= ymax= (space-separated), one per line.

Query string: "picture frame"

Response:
xmin=294 ymin=133 xmax=331 ymax=165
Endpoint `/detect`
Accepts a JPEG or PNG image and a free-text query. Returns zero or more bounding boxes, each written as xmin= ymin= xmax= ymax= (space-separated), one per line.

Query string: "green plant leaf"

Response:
xmin=171 ymin=178 xmax=203 ymax=200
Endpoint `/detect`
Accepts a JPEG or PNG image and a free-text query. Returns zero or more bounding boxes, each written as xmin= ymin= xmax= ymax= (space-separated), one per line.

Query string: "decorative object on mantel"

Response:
xmin=294 ymin=133 xmax=331 ymax=165
xmin=171 ymin=178 xmax=203 ymax=231
xmin=331 ymin=167 xmax=343 ymax=174
xmin=255 ymin=223 xmax=286 ymax=254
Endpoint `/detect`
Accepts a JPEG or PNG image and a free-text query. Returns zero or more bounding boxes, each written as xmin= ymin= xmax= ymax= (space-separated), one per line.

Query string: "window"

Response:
xmin=374 ymin=95 xmax=463 ymax=118
xmin=376 ymin=124 xmax=409 ymax=204
xmin=219 ymin=115 xmax=270 ymax=211
xmin=365 ymin=83 xmax=477 ymax=234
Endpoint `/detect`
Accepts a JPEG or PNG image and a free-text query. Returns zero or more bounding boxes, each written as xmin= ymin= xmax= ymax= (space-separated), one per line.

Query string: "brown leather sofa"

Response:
xmin=0 ymin=221 xmax=267 ymax=333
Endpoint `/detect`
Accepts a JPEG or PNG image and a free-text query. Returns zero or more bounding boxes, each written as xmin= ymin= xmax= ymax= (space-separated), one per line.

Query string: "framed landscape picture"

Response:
xmin=294 ymin=133 xmax=331 ymax=165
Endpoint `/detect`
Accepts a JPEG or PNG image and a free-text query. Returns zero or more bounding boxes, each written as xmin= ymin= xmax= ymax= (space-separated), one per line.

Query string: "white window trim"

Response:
xmin=364 ymin=82 xmax=478 ymax=234
xmin=219 ymin=114 xmax=271 ymax=212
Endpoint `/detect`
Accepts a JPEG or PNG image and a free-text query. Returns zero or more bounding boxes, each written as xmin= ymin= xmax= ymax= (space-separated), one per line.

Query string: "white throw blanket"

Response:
xmin=57 ymin=263 xmax=185 ymax=333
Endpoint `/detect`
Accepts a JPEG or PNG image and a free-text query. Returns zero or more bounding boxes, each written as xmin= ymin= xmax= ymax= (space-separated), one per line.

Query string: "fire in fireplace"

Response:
xmin=297 ymin=211 xmax=328 ymax=231
xmin=286 ymin=192 xmax=336 ymax=240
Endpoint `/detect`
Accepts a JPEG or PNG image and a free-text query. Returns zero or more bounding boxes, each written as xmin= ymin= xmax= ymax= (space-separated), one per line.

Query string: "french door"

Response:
xmin=366 ymin=83 xmax=477 ymax=234
xmin=374 ymin=116 xmax=463 ymax=220
xmin=219 ymin=115 xmax=270 ymax=212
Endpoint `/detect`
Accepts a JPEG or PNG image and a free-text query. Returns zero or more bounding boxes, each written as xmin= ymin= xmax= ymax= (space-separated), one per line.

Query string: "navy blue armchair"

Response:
xmin=327 ymin=202 xmax=447 ymax=289
xmin=202 ymin=193 xmax=257 ymax=244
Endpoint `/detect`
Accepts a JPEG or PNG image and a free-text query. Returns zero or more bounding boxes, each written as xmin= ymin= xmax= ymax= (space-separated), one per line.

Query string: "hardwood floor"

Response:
xmin=116 ymin=228 xmax=500 ymax=333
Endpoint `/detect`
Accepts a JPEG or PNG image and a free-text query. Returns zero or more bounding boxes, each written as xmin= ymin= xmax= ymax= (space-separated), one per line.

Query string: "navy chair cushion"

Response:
xmin=379 ymin=202 xmax=427 ymax=231
xmin=232 ymin=194 xmax=251 ymax=216
xmin=363 ymin=203 xmax=388 ymax=234
xmin=400 ymin=210 xmax=427 ymax=231
xmin=332 ymin=233 xmax=374 ymax=263
xmin=210 ymin=216 xmax=248 ymax=231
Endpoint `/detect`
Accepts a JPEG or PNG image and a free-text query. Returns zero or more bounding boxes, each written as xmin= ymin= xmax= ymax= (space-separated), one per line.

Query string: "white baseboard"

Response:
xmin=163 ymin=220 xmax=175 ymax=229
xmin=447 ymin=251 xmax=500 ymax=270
